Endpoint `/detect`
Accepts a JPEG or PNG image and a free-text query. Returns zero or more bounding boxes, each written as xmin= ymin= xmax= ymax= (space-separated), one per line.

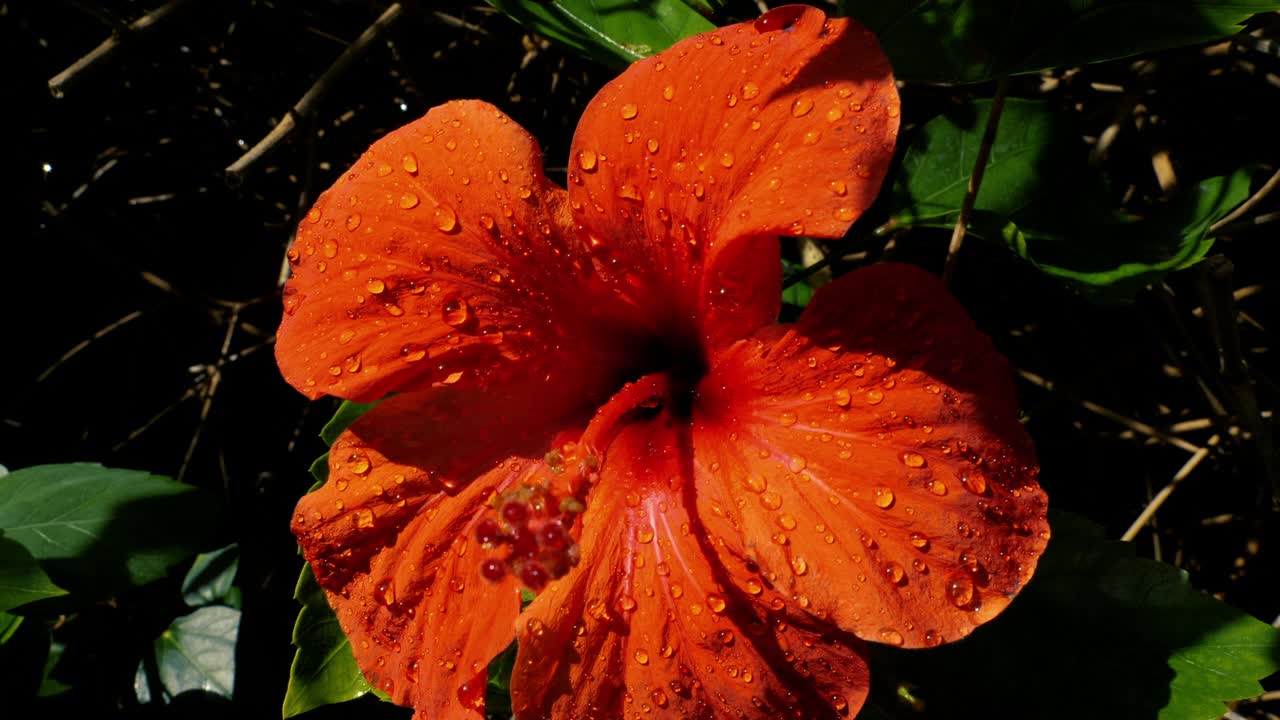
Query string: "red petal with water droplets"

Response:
xmin=509 ymin=409 xmax=870 ymax=720
xmin=565 ymin=5 xmax=898 ymax=347
xmin=277 ymin=100 xmax=611 ymax=402
xmin=293 ymin=384 xmax=586 ymax=718
xmin=692 ymin=263 xmax=1050 ymax=648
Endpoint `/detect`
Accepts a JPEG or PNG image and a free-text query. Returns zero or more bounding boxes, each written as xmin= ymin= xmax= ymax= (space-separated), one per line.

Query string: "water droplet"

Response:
xmin=366 ymin=278 xmax=386 ymax=294
xmin=306 ymin=208 xmax=322 ymax=223
xmin=637 ymin=526 xmax=655 ymax=544
xmin=746 ymin=579 xmax=763 ymax=595
xmin=376 ymin=162 xmax=393 ymax=177
xmin=882 ymin=561 xmax=905 ymax=584
xmin=901 ymin=452 xmax=926 ymax=468
xmin=577 ymin=150 xmax=598 ymax=172
xmin=961 ymin=471 xmax=989 ymax=495
xmin=321 ymin=240 xmax=338 ymax=258
xmin=402 ymin=153 xmax=418 ymax=174
xmin=788 ymin=456 xmax=806 ymax=472
xmin=830 ymin=694 xmax=849 ymax=711
xmin=634 ymin=649 xmax=650 ymax=665
xmin=790 ymin=97 xmax=814 ymax=117
xmin=433 ymin=206 xmax=458 ymax=233
xmin=928 ymin=480 xmax=948 ymax=496
xmin=866 ymin=389 xmax=885 ymax=405
xmin=759 ymin=492 xmax=782 ymax=510
xmin=879 ymin=628 xmax=905 ymax=646
xmin=779 ymin=411 xmax=797 ymax=427
xmin=834 ymin=207 xmax=855 ymax=221
xmin=355 ymin=508 xmax=374 ymax=528
xmin=338 ymin=330 xmax=355 ymax=345
xmin=706 ymin=593 xmax=727 ymax=613
xmin=947 ymin=573 xmax=975 ymax=607
xmin=442 ymin=295 xmax=471 ymax=327
xmin=887 ymin=104 xmax=901 ymax=118
xmin=526 ymin=618 xmax=546 ymax=637
xmin=620 ymin=103 xmax=638 ymax=120
xmin=909 ymin=532 xmax=930 ymax=550
xmin=448 ymin=576 xmax=465 ymax=593
xmin=776 ymin=513 xmax=797 ymax=530
xmin=802 ymin=130 xmax=821 ymax=145
xmin=399 ymin=192 xmax=419 ymax=209
xmin=833 ymin=388 xmax=852 ymax=407
xmin=346 ymin=213 xmax=362 ymax=231
xmin=719 ymin=151 xmax=735 ymax=168
xmin=829 ymin=180 xmax=847 ymax=196
xmin=826 ymin=108 xmax=845 ymax=122
xmin=791 ymin=557 xmax=808 ymax=575
xmin=873 ymin=487 xmax=895 ymax=508
xmin=662 ymin=85 xmax=674 ymax=101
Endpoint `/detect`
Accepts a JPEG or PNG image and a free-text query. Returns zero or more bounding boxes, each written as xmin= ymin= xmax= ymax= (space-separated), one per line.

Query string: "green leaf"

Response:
xmin=484 ymin=0 xmax=714 ymax=69
xmin=0 ymin=464 xmax=220 ymax=595
xmin=781 ymin=260 xmax=816 ymax=309
xmin=0 ymin=536 xmax=67 ymax=613
xmin=319 ymin=400 xmax=379 ymax=446
xmin=181 ymin=544 xmax=240 ymax=608
xmin=841 ymin=0 xmax=1279 ymax=83
xmin=282 ymin=563 xmax=371 ymax=718
xmin=486 ymin=642 xmax=518 ymax=717
xmin=870 ymin=511 xmax=1280 ymax=719
xmin=892 ymin=99 xmax=1254 ymax=300
xmin=39 ymin=640 xmax=72 ymax=697
xmin=135 ymin=606 xmax=241 ymax=702
xmin=894 ymin=99 xmax=1061 ymax=225
xmin=0 ymin=612 xmax=21 ymax=643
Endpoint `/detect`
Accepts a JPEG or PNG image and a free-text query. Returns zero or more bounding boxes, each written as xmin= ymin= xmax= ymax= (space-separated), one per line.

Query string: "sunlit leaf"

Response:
xmin=484 ymin=0 xmax=714 ymax=68
xmin=841 ymin=0 xmax=1279 ymax=83
xmin=0 ymin=464 xmax=220 ymax=595
xmin=135 ymin=606 xmax=240 ymax=703
xmin=871 ymin=511 xmax=1280 ymax=719
xmin=282 ymin=563 xmax=370 ymax=717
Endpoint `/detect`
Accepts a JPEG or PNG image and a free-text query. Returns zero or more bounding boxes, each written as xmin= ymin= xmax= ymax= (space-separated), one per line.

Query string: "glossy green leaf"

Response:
xmin=319 ymin=399 xmax=379 ymax=446
xmin=181 ymin=544 xmax=240 ymax=608
xmin=841 ymin=0 xmax=1280 ymax=83
xmin=486 ymin=642 xmax=518 ymax=717
xmin=781 ymin=260 xmax=816 ymax=309
xmin=282 ymin=563 xmax=370 ymax=718
xmin=0 ymin=464 xmax=220 ymax=595
xmin=135 ymin=605 xmax=240 ymax=702
xmin=0 ymin=612 xmax=21 ymax=644
xmin=893 ymin=99 xmax=1060 ymax=225
xmin=484 ymin=0 xmax=714 ymax=69
xmin=871 ymin=511 xmax=1280 ymax=719
xmin=893 ymin=99 xmax=1254 ymax=300
xmin=0 ymin=536 xmax=67 ymax=613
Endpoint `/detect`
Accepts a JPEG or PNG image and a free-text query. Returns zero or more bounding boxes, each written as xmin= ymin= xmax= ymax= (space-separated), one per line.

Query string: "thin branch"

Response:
xmin=1209 ymin=165 xmax=1280 ymax=235
xmin=36 ymin=310 xmax=144 ymax=384
xmin=1017 ymin=368 xmax=1203 ymax=454
xmin=49 ymin=0 xmax=195 ymax=98
xmin=177 ymin=306 xmax=240 ymax=483
xmin=942 ymin=77 xmax=1010 ymax=287
xmin=224 ymin=3 xmax=405 ymax=183
xmin=1122 ymin=436 xmax=1218 ymax=541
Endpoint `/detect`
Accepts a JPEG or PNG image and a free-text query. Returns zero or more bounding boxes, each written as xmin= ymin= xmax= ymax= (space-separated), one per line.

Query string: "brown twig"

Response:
xmin=49 ymin=0 xmax=196 ymax=98
xmin=1122 ymin=436 xmax=1218 ymax=541
xmin=942 ymin=77 xmax=1010 ymax=287
xmin=1209 ymin=165 xmax=1280 ymax=235
xmin=224 ymin=3 xmax=405 ymax=183
xmin=36 ymin=310 xmax=144 ymax=384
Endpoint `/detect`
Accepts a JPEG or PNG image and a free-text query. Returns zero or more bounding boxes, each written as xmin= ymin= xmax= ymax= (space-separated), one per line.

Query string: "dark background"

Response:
xmin=3 ymin=1 xmax=1277 ymax=718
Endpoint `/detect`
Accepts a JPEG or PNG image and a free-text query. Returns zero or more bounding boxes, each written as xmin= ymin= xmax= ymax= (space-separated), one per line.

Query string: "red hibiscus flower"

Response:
xmin=278 ymin=6 xmax=1049 ymax=719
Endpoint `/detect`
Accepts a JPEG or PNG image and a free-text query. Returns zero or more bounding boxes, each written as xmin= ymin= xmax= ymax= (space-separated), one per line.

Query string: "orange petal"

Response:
xmin=565 ymin=5 xmax=899 ymax=346
xmin=292 ymin=384 xmax=585 ymax=718
xmin=509 ymin=411 xmax=870 ymax=720
xmin=692 ymin=263 xmax=1050 ymax=648
xmin=278 ymin=100 xmax=610 ymax=401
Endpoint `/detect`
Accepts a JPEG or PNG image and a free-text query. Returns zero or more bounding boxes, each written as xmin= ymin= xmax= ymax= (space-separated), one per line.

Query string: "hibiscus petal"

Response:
xmin=278 ymin=100 xmax=603 ymax=401
xmin=509 ymin=410 xmax=870 ymax=720
xmin=565 ymin=5 xmax=899 ymax=346
xmin=693 ymin=263 xmax=1050 ymax=648
xmin=292 ymin=386 xmax=580 ymax=718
